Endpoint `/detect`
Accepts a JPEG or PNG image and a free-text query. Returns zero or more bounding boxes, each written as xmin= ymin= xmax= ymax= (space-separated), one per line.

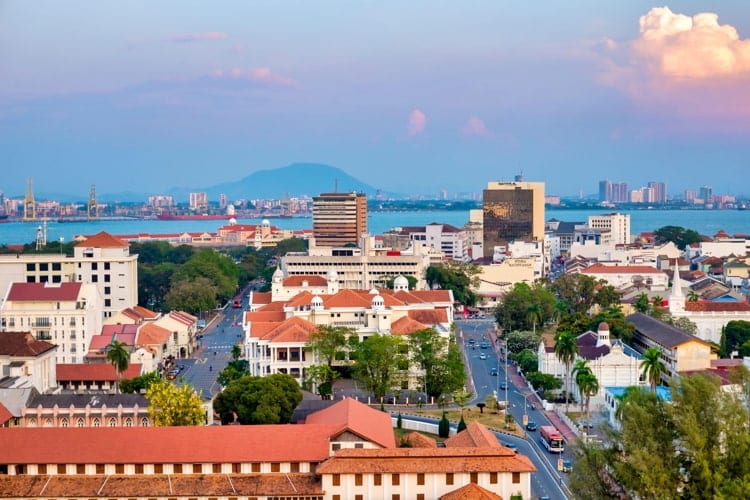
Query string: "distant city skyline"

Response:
xmin=1 ymin=3 xmax=750 ymax=197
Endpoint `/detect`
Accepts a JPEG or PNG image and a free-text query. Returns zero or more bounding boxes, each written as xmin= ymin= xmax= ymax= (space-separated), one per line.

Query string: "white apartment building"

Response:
xmin=0 ymin=232 xmax=138 ymax=321
xmin=188 ymin=192 xmax=208 ymax=210
xmin=0 ymin=282 xmax=103 ymax=364
xmin=0 ymin=332 xmax=57 ymax=394
xmin=579 ymin=264 xmax=669 ymax=291
xmin=385 ymin=223 xmax=471 ymax=261
xmin=587 ymin=213 xmax=630 ymax=245
xmin=281 ymin=236 xmax=434 ymax=290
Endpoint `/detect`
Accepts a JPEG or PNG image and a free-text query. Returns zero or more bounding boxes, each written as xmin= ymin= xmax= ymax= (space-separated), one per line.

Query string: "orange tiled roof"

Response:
xmin=0 ymin=332 xmax=56 ymax=357
xmin=684 ymin=301 xmax=750 ymax=312
xmin=246 ymin=310 xmax=287 ymax=323
xmin=260 ymin=317 xmax=317 ymax=342
xmin=0 ymin=402 xmax=12 ymax=426
xmin=391 ymin=290 xmax=427 ymax=304
xmin=408 ymin=309 xmax=449 ymax=324
xmin=249 ymin=291 xmax=272 ymax=305
xmin=286 ymin=291 xmax=316 ymax=308
xmin=283 ymin=275 xmax=328 ymax=287
xmin=323 ymin=289 xmax=373 ymax=308
xmin=409 ymin=290 xmax=453 ymax=303
xmin=305 ymin=398 xmax=396 ymax=449
xmin=137 ymin=323 xmax=171 ymax=345
xmin=56 ymin=363 xmax=142 ymax=382
xmin=0 ymin=425 xmax=337 ymax=464
xmin=440 ymin=483 xmax=503 ymax=500
xmin=317 ymin=447 xmax=536 ymax=473
xmin=391 ymin=316 xmax=429 ymax=335
xmin=444 ymin=422 xmax=502 ymax=449
xmin=400 ymin=431 xmax=437 ymax=448
xmin=75 ymin=231 xmax=129 ymax=248
xmin=257 ymin=300 xmax=286 ymax=312
xmin=0 ymin=474 xmax=322 ymax=498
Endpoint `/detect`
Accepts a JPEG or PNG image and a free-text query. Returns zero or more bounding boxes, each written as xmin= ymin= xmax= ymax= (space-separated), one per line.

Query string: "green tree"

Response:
xmin=352 ymin=334 xmax=406 ymax=398
xmin=572 ymin=359 xmax=591 ymax=412
xmin=577 ymin=371 xmax=599 ymax=418
xmin=653 ymin=225 xmax=702 ymax=249
xmin=165 ymin=277 xmax=219 ymax=314
xmin=438 ymin=412 xmax=450 ymax=438
xmin=687 ymin=290 xmax=700 ymax=302
xmin=408 ymin=329 xmax=464 ymax=397
xmin=106 ymin=340 xmax=130 ymax=393
xmin=549 ymin=274 xmax=600 ymax=316
xmin=171 ymin=248 xmax=240 ymax=302
xmin=640 ymin=346 xmax=667 ymax=392
xmin=588 ymin=305 xmax=635 ymax=343
xmin=668 ymin=315 xmax=698 ymax=335
xmin=216 ymin=358 xmax=250 ymax=387
xmin=425 ymin=261 xmax=481 ymax=306
xmin=120 ymin=370 xmax=160 ymax=394
xmin=721 ymin=320 xmax=750 ymax=357
xmin=302 ymin=364 xmax=337 ymax=399
xmin=634 ymin=293 xmax=651 ymax=313
xmin=213 ymin=373 xmax=303 ymax=425
xmin=503 ymin=330 xmax=541 ymax=356
xmin=307 ymin=325 xmax=354 ymax=387
xmin=526 ymin=372 xmax=562 ymax=395
xmin=146 ymin=379 xmax=205 ymax=426
xmin=554 ymin=331 xmax=577 ymax=412
xmin=495 ymin=282 xmax=556 ymax=331
xmin=511 ymin=349 xmax=538 ymax=374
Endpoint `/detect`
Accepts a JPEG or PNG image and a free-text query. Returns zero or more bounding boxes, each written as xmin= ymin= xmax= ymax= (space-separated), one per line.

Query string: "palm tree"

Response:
xmin=527 ymin=303 xmax=543 ymax=334
xmin=554 ymin=331 xmax=577 ymax=413
xmin=106 ymin=340 xmax=130 ymax=393
xmin=687 ymin=290 xmax=699 ymax=302
xmin=572 ymin=359 xmax=591 ymax=412
xmin=634 ymin=293 xmax=650 ymax=313
xmin=231 ymin=344 xmax=242 ymax=361
xmin=578 ymin=371 xmax=599 ymax=418
xmin=640 ymin=346 xmax=667 ymax=393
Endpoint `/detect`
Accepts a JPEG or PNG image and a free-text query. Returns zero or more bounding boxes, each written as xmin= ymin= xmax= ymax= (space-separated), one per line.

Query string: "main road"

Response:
xmin=456 ymin=318 xmax=572 ymax=500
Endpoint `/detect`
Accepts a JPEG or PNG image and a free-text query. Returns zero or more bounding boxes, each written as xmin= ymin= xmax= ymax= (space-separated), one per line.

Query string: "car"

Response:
xmin=501 ymin=441 xmax=518 ymax=453
xmin=490 ymin=367 xmax=498 ymax=376
xmin=479 ymin=353 xmax=487 ymax=360
xmin=525 ymin=420 xmax=538 ymax=431
xmin=499 ymin=382 xmax=508 ymax=390
xmin=562 ymin=459 xmax=573 ymax=472
xmin=479 ymin=341 xmax=490 ymax=349
xmin=467 ymin=338 xmax=476 ymax=345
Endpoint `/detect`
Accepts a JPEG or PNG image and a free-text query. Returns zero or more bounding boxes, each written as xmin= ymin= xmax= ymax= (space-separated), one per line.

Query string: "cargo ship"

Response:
xmin=156 ymin=205 xmax=236 ymax=221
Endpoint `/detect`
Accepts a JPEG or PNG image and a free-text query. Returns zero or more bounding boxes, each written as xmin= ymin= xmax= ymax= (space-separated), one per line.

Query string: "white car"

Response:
xmin=479 ymin=353 xmax=487 ymax=360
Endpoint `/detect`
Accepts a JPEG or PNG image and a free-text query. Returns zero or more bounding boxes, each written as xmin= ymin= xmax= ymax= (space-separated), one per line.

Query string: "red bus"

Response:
xmin=539 ymin=425 xmax=564 ymax=453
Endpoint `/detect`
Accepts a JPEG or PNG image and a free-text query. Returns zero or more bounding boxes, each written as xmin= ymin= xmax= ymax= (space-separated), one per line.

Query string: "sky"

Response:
xmin=1 ymin=1 xmax=750 ymax=199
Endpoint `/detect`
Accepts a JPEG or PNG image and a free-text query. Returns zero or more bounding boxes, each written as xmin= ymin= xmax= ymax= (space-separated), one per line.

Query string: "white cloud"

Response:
xmin=210 ymin=67 xmax=296 ymax=87
xmin=461 ymin=116 xmax=492 ymax=137
xmin=407 ymin=109 xmax=426 ymax=136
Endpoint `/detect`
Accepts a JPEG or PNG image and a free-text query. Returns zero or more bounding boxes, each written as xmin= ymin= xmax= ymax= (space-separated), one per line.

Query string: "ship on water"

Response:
xmin=156 ymin=205 xmax=236 ymax=221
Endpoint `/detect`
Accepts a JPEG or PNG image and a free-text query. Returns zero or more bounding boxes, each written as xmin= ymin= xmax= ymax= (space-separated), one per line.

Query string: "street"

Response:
xmin=456 ymin=319 xmax=571 ymax=500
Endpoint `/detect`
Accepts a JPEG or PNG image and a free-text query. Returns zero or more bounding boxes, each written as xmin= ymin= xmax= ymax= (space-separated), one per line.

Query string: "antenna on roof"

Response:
xmin=334 ymin=178 xmax=339 ymax=193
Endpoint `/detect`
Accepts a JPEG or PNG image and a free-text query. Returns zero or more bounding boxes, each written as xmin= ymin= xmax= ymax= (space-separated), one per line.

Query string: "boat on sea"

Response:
xmin=156 ymin=213 xmax=234 ymax=221
xmin=0 ymin=214 xmax=8 ymax=223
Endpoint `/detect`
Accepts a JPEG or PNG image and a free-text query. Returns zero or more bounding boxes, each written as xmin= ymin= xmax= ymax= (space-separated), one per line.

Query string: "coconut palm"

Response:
xmin=106 ymin=340 xmax=130 ymax=393
xmin=572 ymin=359 xmax=591 ymax=412
xmin=527 ymin=303 xmax=543 ymax=334
xmin=554 ymin=331 xmax=578 ymax=413
xmin=578 ymin=371 xmax=599 ymax=418
xmin=687 ymin=290 xmax=700 ymax=302
xmin=640 ymin=346 xmax=667 ymax=393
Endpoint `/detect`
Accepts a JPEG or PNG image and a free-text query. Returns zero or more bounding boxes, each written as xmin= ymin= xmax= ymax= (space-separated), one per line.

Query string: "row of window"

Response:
xmin=16 ymin=460 xmax=304 ymax=475
xmin=330 ymin=471 xmax=517 ymax=487
xmin=27 ymin=416 xmax=147 ymax=427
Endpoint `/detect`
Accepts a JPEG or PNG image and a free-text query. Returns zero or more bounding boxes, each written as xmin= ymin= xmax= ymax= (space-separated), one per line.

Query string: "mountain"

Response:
xmin=188 ymin=163 xmax=381 ymax=200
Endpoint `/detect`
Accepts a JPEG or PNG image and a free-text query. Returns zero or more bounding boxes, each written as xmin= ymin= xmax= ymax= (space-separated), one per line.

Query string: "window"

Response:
xmin=135 ymin=464 xmax=144 ymax=474
xmin=76 ymin=418 xmax=85 ymax=427
xmin=233 ymin=463 xmax=242 ymax=473
xmin=251 ymin=463 xmax=260 ymax=472
xmin=417 ymin=473 xmax=425 ymax=485
xmin=391 ymin=474 xmax=400 ymax=486
xmin=57 ymin=464 xmax=66 ymax=474
xmin=92 ymin=418 xmax=100 ymax=427
xmin=417 ymin=495 xmax=425 ymax=500
xmin=332 ymin=496 xmax=341 ymax=500
xmin=26 ymin=263 xmax=35 ymax=271
xmin=154 ymin=464 xmax=163 ymax=473
xmin=115 ymin=464 xmax=124 ymax=474
xmin=355 ymin=496 xmax=364 ymax=500
xmin=173 ymin=464 xmax=182 ymax=474
xmin=355 ymin=474 xmax=363 ymax=486
xmin=38 ymin=464 xmax=47 ymax=474
xmin=92 ymin=263 xmax=98 ymax=270
xmin=490 ymin=472 xmax=498 ymax=484
xmin=105 ymin=299 xmax=111 ymax=307
xmin=270 ymin=462 xmax=280 ymax=472
xmin=52 ymin=275 xmax=61 ymax=283
xmin=104 ymin=274 xmax=111 ymax=282
xmin=392 ymin=495 xmax=400 ymax=500
xmin=290 ymin=463 xmax=299 ymax=473
xmin=104 ymin=286 xmax=111 ymax=295
xmin=470 ymin=472 xmax=478 ymax=483
xmin=141 ymin=417 xmax=149 ymax=427
xmin=96 ymin=464 xmax=105 ymax=474
xmin=104 ymin=262 xmax=110 ymax=270
xmin=332 ymin=474 xmax=341 ymax=486
xmin=52 ymin=262 xmax=61 ymax=271
xmin=512 ymin=472 xmax=520 ymax=484
xmin=373 ymin=473 xmax=382 ymax=486
xmin=61 ymin=418 xmax=69 ymax=427
xmin=92 ymin=274 xmax=98 ymax=282
xmin=331 ymin=443 xmax=341 ymax=451
xmin=39 ymin=263 xmax=49 ymax=271
xmin=109 ymin=417 xmax=117 ymax=427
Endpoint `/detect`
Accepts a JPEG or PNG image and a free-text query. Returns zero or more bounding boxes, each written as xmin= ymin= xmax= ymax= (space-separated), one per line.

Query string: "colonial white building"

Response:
xmin=579 ymin=264 xmax=669 ymax=291
xmin=0 ymin=282 xmax=103 ymax=364
xmin=538 ymin=323 xmax=643 ymax=406
xmin=245 ymin=273 xmax=454 ymax=390
xmin=0 ymin=332 xmax=57 ymax=394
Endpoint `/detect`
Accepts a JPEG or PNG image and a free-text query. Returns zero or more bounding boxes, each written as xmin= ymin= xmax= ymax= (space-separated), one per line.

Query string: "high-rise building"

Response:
xmin=599 ymin=180 xmax=613 ymax=202
xmin=648 ymin=182 xmax=667 ymax=203
xmin=612 ymin=182 xmax=628 ymax=203
xmin=588 ymin=213 xmax=631 ymax=245
xmin=684 ymin=190 xmax=696 ymax=203
xmin=482 ymin=181 xmax=544 ymax=258
xmin=312 ymin=192 xmax=368 ymax=246
xmin=188 ymin=192 xmax=208 ymax=211
xmin=699 ymin=186 xmax=713 ymax=204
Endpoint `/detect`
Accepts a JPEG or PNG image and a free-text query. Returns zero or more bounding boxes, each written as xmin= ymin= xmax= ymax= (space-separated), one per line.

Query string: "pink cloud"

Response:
xmin=171 ymin=32 xmax=227 ymax=43
xmin=461 ymin=117 xmax=492 ymax=137
xmin=597 ymin=7 xmax=750 ymax=125
xmin=210 ymin=67 xmax=296 ymax=87
xmin=407 ymin=109 xmax=426 ymax=136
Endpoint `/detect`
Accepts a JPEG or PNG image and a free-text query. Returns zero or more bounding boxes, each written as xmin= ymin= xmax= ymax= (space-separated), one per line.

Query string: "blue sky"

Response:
xmin=1 ymin=1 xmax=749 ymax=199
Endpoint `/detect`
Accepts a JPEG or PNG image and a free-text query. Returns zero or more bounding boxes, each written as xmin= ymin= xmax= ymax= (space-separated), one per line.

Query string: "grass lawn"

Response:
xmin=396 ymin=407 xmax=525 ymax=437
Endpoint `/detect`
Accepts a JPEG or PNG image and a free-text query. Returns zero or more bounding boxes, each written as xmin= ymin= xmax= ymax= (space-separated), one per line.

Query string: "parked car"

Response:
xmin=562 ymin=459 xmax=573 ymax=472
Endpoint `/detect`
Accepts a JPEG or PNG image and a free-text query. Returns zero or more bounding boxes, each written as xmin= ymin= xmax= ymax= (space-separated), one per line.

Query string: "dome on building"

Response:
xmin=311 ymin=295 xmax=324 ymax=309
xmin=272 ymin=267 xmax=284 ymax=283
xmin=227 ymin=205 xmax=236 ymax=216
xmin=394 ymin=275 xmax=408 ymax=287
xmin=228 ymin=217 xmax=237 ymax=225
xmin=262 ymin=219 xmax=270 ymax=227
xmin=369 ymin=287 xmax=380 ymax=295
xmin=598 ymin=322 xmax=610 ymax=332
xmin=372 ymin=294 xmax=385 ymax=308
xmin=327 ymin=268 xmax=338 ymax=281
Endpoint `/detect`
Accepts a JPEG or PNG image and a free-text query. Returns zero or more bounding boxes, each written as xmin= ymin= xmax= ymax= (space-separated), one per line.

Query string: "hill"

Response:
xmin=196 ymin=163 xmax=379 ymax=200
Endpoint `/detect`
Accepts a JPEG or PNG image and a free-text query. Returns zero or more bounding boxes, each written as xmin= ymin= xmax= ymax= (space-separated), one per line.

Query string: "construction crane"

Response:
xmin=87 ymin=184 xmax=99 ymax=220
xmin=23 ymin=178 xmax=36 ymax=221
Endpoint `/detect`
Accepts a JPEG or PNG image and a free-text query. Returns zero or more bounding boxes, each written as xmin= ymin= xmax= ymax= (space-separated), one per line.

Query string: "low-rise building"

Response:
xmin=56 ymin=363 xmax=143 ymax=392
xmin=21 ymin=393 xmax=151 ymax=428
xmin=579 ymin=264 xmax=669 ymax=291
xmin=0 ymin=332 xmax=57 ymax=393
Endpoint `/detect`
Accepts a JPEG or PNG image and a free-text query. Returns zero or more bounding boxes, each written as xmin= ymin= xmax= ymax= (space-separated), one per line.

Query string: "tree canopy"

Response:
xmin=570 ymin=372 xmax=750 ymax=499
xmin=145 ymin=379 xmax=205 ymax=426
xmin=425 ymin=261 xmax=480 ymax=306
xmin=351 ymin=334 xmax=407 ymax=398
xmin=213 ymin=373 xmax=303 ymax=425
xmin=653 ymin=225 xmax=702 ymax=250
xmin=407 ymin=329 xmax=465 ymax=397
xmin=720 ymin=320 xmax=750 ymax=358
xmin=494 ymin=282 xmax=556 ymax=332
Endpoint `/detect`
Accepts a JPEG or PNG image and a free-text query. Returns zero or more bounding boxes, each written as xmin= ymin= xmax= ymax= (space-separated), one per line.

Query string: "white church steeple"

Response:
xmin=669 ymin=262 xmax=685 ymax=313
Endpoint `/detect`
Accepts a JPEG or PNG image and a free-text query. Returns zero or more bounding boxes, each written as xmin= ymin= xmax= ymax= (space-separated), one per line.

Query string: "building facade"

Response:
xmin=587 ymin=213 xmax=631 ymax=245
xmin=312 ymin=192 xmax=368 ymax=247
xmin=482 ymin=181 xmax=545 ymax=259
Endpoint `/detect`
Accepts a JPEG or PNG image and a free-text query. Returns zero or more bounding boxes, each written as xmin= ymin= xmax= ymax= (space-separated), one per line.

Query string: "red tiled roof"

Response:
xmin=0 ymin=403 xmax=13 ymax=426
xmin=0 ymin=425 xmax=336 ymax=464
xmin=249 ymin=291 xmax=272 ymax=305
xmin=75 ymin=231 xmax=129 ymax=248
xmin=283 ymin=275 xmax=328 ymax=287
xmin=0 ymin=332 xmax=56 ymax=357
xmin=684 ymin=302 xmax=750 ymax=312
xmin=584 ymin=264 xmax=664 ymax=274
xmin=137 ymin=323 xmax=171 ymax=346
xmin=408 ymin=290 xmax=454 ymax=303
xmin=444 ymin=422 xmax=503 ymax=449
xmin=168 ymin=311 xmax=197 ymax=325
xmin=258 ymin=317 xmax=317 ymax=343
xmin=286 ymin=291 xmax=316 ymax=308
xmin=400 ymin=431 xmax=437 ymax=448
xmin=440 ymin=483 xmax=503 ymax=500
xmin=88 ymin=332 xmax=136 ymax=350
xmin=6 ymin=282 xmax=82 ymax=301
xmin=391 ymin=316 xmax=428 ymax=335
xmin=56 ymin=363 xmax=142 ymax=382
xmin=316 ymin=447 xmax=536 ymax=473
xmin=246 ymin=311 xmax=287 ymax=323
xmin=305 ymin=398 xmax=396 ymax=449
xmin=408 ymin=309 xmax=449 ymax=324
xmin=323 ymin=289 xmax=373 ymax=308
